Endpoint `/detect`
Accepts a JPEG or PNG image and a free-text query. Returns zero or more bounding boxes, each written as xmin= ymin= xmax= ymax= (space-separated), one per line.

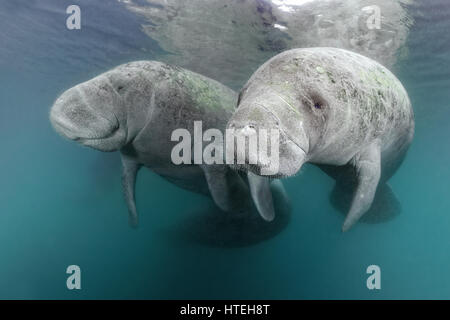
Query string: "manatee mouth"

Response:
xmin=69 ymin=118 xmax=125 ymax=152
xmin=74 ymin=121 xmax=120 ymax=143
xmin=51 ymin=112 xmax=120 ymax=142
xmin=231 ymin=137 xmax=307 ymax=179
xmin=231 ymin=163 xmax=271 ymax=177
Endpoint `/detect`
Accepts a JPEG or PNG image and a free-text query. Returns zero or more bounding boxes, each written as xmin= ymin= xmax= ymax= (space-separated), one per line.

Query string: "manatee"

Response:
xmin=50 ymin=61 xmax=284 ymax=227
xmin=227 ymin=47 xmax=414 ymax=231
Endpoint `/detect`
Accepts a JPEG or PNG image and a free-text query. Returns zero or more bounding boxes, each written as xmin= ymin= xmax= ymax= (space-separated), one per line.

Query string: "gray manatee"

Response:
xmin=227 ymin=47 xmax=414 ymax=232
xmin=50 ymin=61 xmax=283 ymax=226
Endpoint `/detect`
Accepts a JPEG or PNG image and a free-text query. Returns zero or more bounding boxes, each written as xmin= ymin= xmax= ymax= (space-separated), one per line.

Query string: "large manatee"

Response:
xmin=227 ymin=47 xmax=414 ymax=231
xmin=50 ymin=61 xmax=284 ymax=227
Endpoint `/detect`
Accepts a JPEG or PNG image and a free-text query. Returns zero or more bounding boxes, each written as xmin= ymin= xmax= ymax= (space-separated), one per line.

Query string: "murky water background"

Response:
xmin=0 ymin=0 xmax=449 ymax=299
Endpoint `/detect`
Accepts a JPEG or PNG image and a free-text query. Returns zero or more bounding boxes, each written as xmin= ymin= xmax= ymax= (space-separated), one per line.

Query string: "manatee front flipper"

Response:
xmin=121 ymin=154 xmax=141 ymax=228
xmin=342 ymin=141 xmax=381 ymax=232
xmin=200 ymin=164 xmax=251 ymax=214
xmin=331 ymin=181 xmax=401 ymax=224
xmin=247 ymin=172 xmax=275 ymax=222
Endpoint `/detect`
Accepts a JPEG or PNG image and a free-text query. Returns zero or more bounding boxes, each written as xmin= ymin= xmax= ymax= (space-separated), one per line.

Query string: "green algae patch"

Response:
xmin=315 ymin=66 xmax=336 ymax=84
xmin=175 ymin=70 xmax=237 ymax=113
xmin=359 ymin=67 xmax=399 ymax=91
xmin=316 ymin=66 xmax=325 ymax=74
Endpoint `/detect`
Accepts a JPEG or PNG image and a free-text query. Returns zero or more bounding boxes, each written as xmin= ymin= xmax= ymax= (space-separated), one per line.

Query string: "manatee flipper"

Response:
xmin=330 ymin=181 xmax=401 ymax=224
xmin=200 ymin=164 xmax=251 ymax=213
xmin=342 ymin=142 xmax=381 ymax=232
xmin=121 ymin=154 xmax=141 ymax=228
xmin=247 ymin=172 xmax=275 ymax=222
xmin=269 ymin=179 xmax=292 ymax=217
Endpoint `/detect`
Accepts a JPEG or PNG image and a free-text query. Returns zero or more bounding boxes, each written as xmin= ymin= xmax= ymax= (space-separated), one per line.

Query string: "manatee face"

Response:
xmin=50 ymin=64 xmax=151 ymax=152
xmin=227 ymin=83 xmax=330 ymax=178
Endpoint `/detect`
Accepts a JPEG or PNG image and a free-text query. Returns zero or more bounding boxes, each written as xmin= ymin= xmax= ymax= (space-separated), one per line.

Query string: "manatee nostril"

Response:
xmin=241 ymin=124 xmax=257 ymax=136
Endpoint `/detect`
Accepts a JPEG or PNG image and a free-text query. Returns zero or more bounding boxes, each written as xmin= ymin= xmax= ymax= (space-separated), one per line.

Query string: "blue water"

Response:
xmin=0 ymin=0 xmax=449 ymax=299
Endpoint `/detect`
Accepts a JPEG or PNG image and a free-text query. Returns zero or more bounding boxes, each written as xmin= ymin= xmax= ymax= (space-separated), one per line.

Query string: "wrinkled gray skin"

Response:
xmin=50 ymin=61 xmax=281 ymax=226
xmin=227 ymin=48 xmax=414 ymax=231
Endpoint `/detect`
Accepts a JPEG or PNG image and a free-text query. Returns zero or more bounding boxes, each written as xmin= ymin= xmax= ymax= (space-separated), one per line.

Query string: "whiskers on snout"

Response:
xmin=226 ymin=124 xmax=284 ymax=177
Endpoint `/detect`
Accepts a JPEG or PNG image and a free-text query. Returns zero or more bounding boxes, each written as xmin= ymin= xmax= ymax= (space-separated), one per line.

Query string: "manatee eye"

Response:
xmin=309 ymin=92 xmax=327 ymax=111
xmin=116 ymin=85 xmax=126 ymax=94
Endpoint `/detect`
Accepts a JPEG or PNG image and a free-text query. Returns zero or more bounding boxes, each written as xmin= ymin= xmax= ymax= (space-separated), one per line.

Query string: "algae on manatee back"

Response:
xmin=174 ymin=70 xmax=237 ymax=113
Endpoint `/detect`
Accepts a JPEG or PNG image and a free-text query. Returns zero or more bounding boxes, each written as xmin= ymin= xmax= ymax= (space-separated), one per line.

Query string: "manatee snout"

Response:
xmin=227 ymin=105 xmax=283 ymax=176
xmin=227 ymin=103 xmax=307 ymax=178
xmin=50 ymin=83 xmax=126 ymax=152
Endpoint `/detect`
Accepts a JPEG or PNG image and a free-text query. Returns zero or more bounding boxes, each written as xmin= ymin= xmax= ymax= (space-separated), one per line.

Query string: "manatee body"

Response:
xmin=50 ymin=61 xmax=280 ymax=226
xmin=227 ymin=47 xmax=414 ymax=231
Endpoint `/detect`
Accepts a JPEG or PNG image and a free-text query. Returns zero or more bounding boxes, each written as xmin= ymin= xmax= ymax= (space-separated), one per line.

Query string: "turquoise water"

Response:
xmin=0 ymin=0 xmax=449 ymax=299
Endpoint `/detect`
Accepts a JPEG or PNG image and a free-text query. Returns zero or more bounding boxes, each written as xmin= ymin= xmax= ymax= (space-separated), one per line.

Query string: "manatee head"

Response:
xmin=227 ymin=78 xmax=329 ymax=178
xmin=50 ymin=62 xmax=155 ymax=152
